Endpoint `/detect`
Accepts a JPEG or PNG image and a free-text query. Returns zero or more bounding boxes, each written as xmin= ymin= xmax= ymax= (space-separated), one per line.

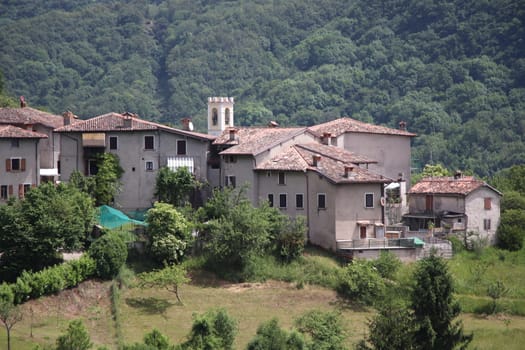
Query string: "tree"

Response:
xmin=247 ymin=318 xmax=306 ymax=350
xmin=154 ymin=167 xmax=199 ymax=207
xmin=357 ymin=304 xmax=416 ymax=350
xmin=138 ymin=264 xmax=190 ymax=304
xmin=143 ymin=328 xmax=171 ymax=350
xmin=88 ymin=233 xmax=128 ymax=279
xmin=0 ymin=284 xmax=22 ymax=350
xmin=92 ymin=153 xmax=124 ymax=206
xmin=411 ymin=255 xmax=472 ymax=350
xmin=56 ymin=319 xmax=92 ymax=350
xmin=295 ymin=310 xmax=346 ymax=350
xmin=145 ymin=202 xmax=192 ymax=264
xmin=412 ymin=163 xmax=450 ymax=184
xmin=0 ymin=183 xmax=95 ymax=281
xmin=487 ymin=280 xmax=509 ymax=314
xmin=497 ymin=209 xmax=525 ymax=251
xmin=337 ymin=260 xmax=385 ymax=305
xmin=274 ymin=216 xmax=307 ymax=262
xmin=178 ymin=309 xmax=237 ymax=350
xmin=372 ymin=251 xmax=402 ymax=280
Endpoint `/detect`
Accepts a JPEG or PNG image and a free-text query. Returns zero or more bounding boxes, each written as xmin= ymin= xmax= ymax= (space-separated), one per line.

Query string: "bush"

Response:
xmin=372 ymin=251 xmax=401 ymax=279
xmin=275 ymin=216 xmax=307 ymax=262
xmin=295 ymin=310 xmax=346 ymax=350
xmin=447 ymin=235 xmax=465 ymax=254
xmin=337 ymin=260 xmax=385 ymax=305
xmin=497 ymin=209 xmax=525 ymax=251
xmin=89 ymin=234 xmax=128 ymax=279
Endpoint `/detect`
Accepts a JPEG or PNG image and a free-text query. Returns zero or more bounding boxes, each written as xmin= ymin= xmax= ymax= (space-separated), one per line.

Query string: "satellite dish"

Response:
xmin=188 ymin=121 xmax=194 ymax=131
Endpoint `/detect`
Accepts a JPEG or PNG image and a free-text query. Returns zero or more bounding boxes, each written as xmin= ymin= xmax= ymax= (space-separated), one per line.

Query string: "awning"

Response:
xmin=357 ymin=220 xmax=371 ymax=225
xmin=385 ymin=182 xmax=400 ymax=190
xmin=40 ymin=168 xmax=59 ymax=176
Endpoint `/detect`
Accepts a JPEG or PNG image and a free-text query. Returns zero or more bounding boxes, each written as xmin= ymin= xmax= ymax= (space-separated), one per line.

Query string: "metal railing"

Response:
xmin=336 ymin=238 xmax=419 ymax=250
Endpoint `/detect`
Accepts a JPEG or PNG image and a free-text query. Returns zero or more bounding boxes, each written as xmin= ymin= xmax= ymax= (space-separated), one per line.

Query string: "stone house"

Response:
xmin=403 ymin=174 xmax=502 ymax=242
xmin=55 ymin=112 xmax=215 ymax=212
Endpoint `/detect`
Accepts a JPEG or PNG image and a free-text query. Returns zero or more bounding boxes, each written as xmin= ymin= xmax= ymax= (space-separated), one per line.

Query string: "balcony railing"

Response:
xmin=336 ymin=238 xmax=420 ymax=250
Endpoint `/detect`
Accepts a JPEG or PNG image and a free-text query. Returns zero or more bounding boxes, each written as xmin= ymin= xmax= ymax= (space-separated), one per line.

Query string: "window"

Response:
xmin=177 ymin=140 xmax=187 ymax=155
xmin=330 ymin=137 xmax=337 ymax=146
xmin=425 ymin=195 xmax=433 ymax=211
xmin=279 ymin=194 xmax=287 ymax=208
xmin=225 ymin=175 xmax=236 ymax=188
xmin=212 ymin=108 xmax=218 ymax=125
xmin=268 ymin=194 xmax=274 ymax=207
xmin=318 ymin=193 xmax=326 ymax=209
xmin=484 ymin=219 xmax=491 ymax=230
xmin=0 ymin=185 xmax=7 ymax=200
xmin=225 ymin=108 xmax=230 ymax=124
xmin=484 ymin=197 xmax=492 ymax=210
xmin=23 ymin=184 xmax=31 ymax=195
xmin=224 ymin=155 xmax=236 ymax=163
xmin=11 ymin=139 xmax=19 ymax=148
xmin=296 ymin=194 xmax=304 ymax=209
xmin=109 ymin=136 xmax=118 ymax=150
xmin=88 ymin=159 xmax=99 ymax=176
xmin=278 ymin=172 xmax=286 ymax=185
xmin=6 ymin=158 xmax=25 ymax=172
xmin=144 ymin=135 xmax=154 ymax=150
xmin=145 ymin=161 xmax=154 ymax=171
xmin=365 ymin=193 xmax=374 ymax=208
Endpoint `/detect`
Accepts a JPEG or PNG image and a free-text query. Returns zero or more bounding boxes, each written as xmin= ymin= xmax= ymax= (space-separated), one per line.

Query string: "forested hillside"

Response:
xmin=0 ymin=0 xmax=524 ymax=176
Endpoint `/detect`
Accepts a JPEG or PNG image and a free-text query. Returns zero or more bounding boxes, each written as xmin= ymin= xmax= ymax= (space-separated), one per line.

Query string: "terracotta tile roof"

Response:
xmin=54 ymin=112 xmax=215 ymax=140
xmin=257 ymin=144 xmax=390 ymax=184
xmin=0 ymin=125 xmax=48 ymax=139
xmin=215 ymin=127 xmax=311 ymax=155
xmin=309 ymin=117 xmax=416 ymax=137
xmin=409 ymin=176 xmax=499 ymax=195
xmin=0 ymin=107 xmax=64 ymax=129
xmin=296 ymin=143 xmax=377 ymax=164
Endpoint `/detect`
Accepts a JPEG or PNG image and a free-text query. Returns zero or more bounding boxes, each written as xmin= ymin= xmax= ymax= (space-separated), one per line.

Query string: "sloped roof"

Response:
xmin=215 ymin=127 xmax=311 ymax=155
xmin=0 ymin=107 xmax=65 ymax=129
xmin=309 ymin=117 xmax=416 ymax=137
xmin=257 ymin=144 xmax=390 ymax=184
xmin=409 ymin=176 xmax=502 ymax=196
xmin=296 ymin=143 xmax=377 ymax=164
xmin=54 ymin=112 xmax=215 ymax=141
xmin=0 ymin=125 xmax=48 ymax=139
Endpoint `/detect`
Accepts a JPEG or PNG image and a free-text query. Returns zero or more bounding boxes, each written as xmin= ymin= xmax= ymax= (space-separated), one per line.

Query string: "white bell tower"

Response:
xmin=207 ymin=97 xmax=234 ymax=136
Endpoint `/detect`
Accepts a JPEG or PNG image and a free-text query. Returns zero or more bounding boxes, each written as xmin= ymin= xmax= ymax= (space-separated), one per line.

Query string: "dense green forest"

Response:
xmin=0 ymin=0 xmax=524 ymax=176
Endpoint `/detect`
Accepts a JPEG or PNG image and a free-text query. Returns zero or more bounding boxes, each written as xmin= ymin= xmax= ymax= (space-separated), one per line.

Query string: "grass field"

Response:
xmin=3 ymin=246 xmax=525 ymax=349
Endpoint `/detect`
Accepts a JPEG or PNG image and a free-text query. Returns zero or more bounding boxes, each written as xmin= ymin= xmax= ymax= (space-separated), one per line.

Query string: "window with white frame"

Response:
xmin=279 ymin=193 xmax=287 ymax=208
xmin=109 ymin=136 xmax=118 ymax=150
xmin=365 ymin=193 xmax=374 ymax=208
xmin=145 ymin=161 xmax=154 ymax=171
xmin=296 ymin=193 xmax=304 ymax=209
xmin=177 ymin=140 xmax=187 ymax=155
xmin=278 ymin=171 xmax=286 ymax=185
xmin=317 ymin=193 xmax=326 ymax=209
xmin=144 ymin=135 xmax=154 ymax=150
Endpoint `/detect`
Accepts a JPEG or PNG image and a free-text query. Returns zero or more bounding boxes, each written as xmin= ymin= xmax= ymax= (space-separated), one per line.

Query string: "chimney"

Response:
xmin=123 ymin=115 xmax=132 ymax=128
xmin=322 ymin=132 xmax=331 ymax=145
xmin=344 ymin=165 xmax=354 ymax=178
xmin=229 ymin=128 xmax=237 ymax=141
xmin=312 ymin=154 xmax=321 ymax=167
xmin=62 ymin=111 xmax=74 ymax=126
xmin=181 ymin=117 xmax=192 ymax=131
xmin=20 ymin=96 xmax=27 ymax=108
xmin=398 ymin=120 xmax=407 ymax=131
xmin=267 ymin=121 xmax=279 ymax=128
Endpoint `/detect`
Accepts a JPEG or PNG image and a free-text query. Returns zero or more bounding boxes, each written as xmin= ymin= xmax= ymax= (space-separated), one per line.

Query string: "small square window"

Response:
xmin=278 ymin=172 xmax=286 ymax=185
xmin=268 ymin=194 xmax=274 ymax=207
xmin=296 ymin=194 xmax=304 ymax=209
xmin=318 ymin=193 xmax=326 ymax=209
xmin=145 ymin=161 xmax=154 ymax=171
xmin=144 ymin=136 xmax=154 ymax=150
xmin=11 ymin=139 xmax=19 ymax=148
xmin=11 ymin=158 xmax=20 ymax=171
xmin=365 ymin=193 xmax=374 ymax=208
xmin=109 ymin=136 xmax=118 ymax=150
xmin=177 ymin=140 xmax=187 ymax=155
xmin=279 ymin=194 xmax=287 ymax=208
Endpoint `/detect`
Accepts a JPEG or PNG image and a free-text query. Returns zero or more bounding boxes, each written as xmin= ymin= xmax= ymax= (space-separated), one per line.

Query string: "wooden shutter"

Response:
xmin=5 ymin=159 xmax=11 ymax=172
xmin=484 ymin=198 xmax=491 ymax=210
xmin=18 ymin=184 xmax=24 ymax=198
xmin=21 ymin=158 xmax=26 ymax=171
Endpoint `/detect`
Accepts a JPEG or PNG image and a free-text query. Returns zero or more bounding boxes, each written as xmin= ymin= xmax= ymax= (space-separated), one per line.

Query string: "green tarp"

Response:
xmin=413 ymin=237 xmax=425 ymax=247
xmin=97 ymin=205 xmax=147 ymax=229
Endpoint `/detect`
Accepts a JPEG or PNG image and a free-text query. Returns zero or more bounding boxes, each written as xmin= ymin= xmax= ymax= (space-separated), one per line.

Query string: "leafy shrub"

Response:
xmin=247 ymin=318 xmax=306 ymax=350
xmin=295 ymin=310 xmax=346 ymax=350
xmin=89 ymin=234 xmax=128 ymax=279
xmin=178 ymin=308 xmax=237 ymax=350
xmin=497 ymin=209 xmax=525 ymax=251
xmin=337 ymin=260 xmax=385 ymax=305
xmin=447 ymin=235 xmax=465 ymax=254
xmin=372 ymin=251 xmax=401 ymax=279
xmin=275 ymin=216 xmax=307 ymax=262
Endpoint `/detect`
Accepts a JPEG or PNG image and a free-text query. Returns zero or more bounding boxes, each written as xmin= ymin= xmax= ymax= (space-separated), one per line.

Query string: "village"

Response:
xmin=1 ymin=96 xmax=502 ymax=261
